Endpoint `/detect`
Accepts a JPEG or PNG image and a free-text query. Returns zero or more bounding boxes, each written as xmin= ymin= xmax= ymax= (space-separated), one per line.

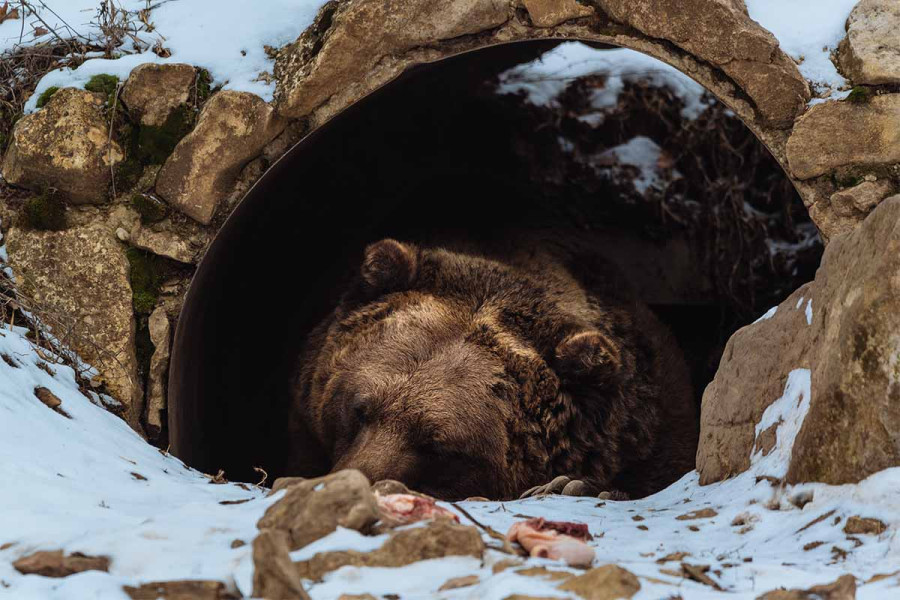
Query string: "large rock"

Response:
xmin=594 ymin=0 xmax=810 ymax=127
xmin=156 ymin=91 xmax=285 ymax=225
xmin=838 ymin=0 xmax=900 ymax=85
xmin=557 ymin=565 xmax=641 ymax=600
xmin=252 ymin=529 xmax=310 ymax=600
xmin=5 ymin=220 xmax=141 ymax=427
xmin=1 ymin=89 xmax=124 ymax=204
xmin=274 ymin=0 xmax=510 ymax=118
xmin=294 ymin=520 xmax=485 ymax=581
xmin=698 ymin=195 xmax=900 ymax=485
xmin=257 ymin=470 xmax=380 ymax=550
xmin=809 ymin=178 xmax=895 ymax=242
xmin=121 ymin=63 xmax=197 ymax=127
xmin=785 ymin=95 xmax=900 ymax=180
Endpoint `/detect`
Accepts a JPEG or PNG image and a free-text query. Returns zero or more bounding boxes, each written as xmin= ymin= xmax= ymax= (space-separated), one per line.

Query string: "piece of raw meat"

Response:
xmin=506 ymin=518 xmax=595 ymax=567
xmin=376 ymin=492 xmax=460 ymax=525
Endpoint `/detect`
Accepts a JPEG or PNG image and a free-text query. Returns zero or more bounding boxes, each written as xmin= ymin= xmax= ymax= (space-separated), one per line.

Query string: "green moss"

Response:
xmin=35 ymin=86 xmax=60 ymax=109
xmin=195 ymin=69 xmax=214 ymax=103
xmin=115 ymin=156 xmax=143 ymax=191
xmin=131 ymin=193 xmax=168 ymax=224
xmin=832 ymin=173 xmax=864 ymax=189
xmin=135 ymin=104 xmax=194 ymax=164
xmin=125 ymin=247 xmax=173 ymax=315
xmin=846 ymin=86 xmax=871 ymax=104
xmin=21 ymin=192 xmax=66 ymax=231
xmin=84 ymin=74 xmax=120 ymax=106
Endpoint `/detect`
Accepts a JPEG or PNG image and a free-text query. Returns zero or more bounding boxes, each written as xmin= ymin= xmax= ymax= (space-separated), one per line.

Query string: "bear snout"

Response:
xmin=331 ymin=431 xmax=419 ymax=486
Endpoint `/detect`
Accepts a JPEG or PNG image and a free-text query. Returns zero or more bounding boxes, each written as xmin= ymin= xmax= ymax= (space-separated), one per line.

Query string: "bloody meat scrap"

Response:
xmin=507 ymin=518 xmax=595 ymax=567
xmin=376 ymin=492 xmax=460 ymax=525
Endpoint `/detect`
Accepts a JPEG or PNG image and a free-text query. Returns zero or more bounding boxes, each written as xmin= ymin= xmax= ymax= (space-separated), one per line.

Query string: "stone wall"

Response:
xmin=0 ymin=0 xmax=897 ymax=466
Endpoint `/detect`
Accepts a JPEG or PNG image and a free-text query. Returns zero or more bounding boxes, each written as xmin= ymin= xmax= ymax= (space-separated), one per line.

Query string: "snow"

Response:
xmin=753 ymin=306 xmax=778 ymax=324
xmin=290 ymin=527 xmax=389 ymax=563
xmin=5 ymin=0 xmax=327 ymax=113
xmin=745 ymin=0 xmax=860 ymax=97
xmin=598 ymin=136 xmax=668 ymax=195
xmin=0 ymin=320 xmax=277 ymax=598
xmin=0 ymin=1 xmax=133 ymax=52
xmin=805 ymin=299 xmax=813 ymax=325
xmin=751 ymin=369 xmax=812 ymax=478
xmin=497 ymin=42 xmax=710 ymax=120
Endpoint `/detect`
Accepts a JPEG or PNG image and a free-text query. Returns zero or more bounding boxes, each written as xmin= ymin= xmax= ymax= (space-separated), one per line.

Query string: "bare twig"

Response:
xmin=451 ymin=502 xmax=521 ymax=556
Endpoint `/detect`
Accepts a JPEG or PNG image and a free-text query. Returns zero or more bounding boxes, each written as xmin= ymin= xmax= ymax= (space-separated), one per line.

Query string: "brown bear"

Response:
xmin=286 ymin=234 xmax=697 ymax=501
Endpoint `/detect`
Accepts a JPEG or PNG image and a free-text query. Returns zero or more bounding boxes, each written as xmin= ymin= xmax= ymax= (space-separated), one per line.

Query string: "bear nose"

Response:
xmin=331 ymin=431 xmax=417 ymax=486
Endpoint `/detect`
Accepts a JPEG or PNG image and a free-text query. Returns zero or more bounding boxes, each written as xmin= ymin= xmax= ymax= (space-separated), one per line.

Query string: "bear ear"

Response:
xmin=361 ymin=239 xmax=418 ymax=293
xmin=554 ymin=329 xmax=622 ymax=380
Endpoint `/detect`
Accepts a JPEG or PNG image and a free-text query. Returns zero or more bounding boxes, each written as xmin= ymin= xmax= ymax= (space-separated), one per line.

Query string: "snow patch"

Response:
xmin=745 ymin=0 xmax=860 ymax=98
xmin=290 ymin=527 xmax=389 ymax=563
xmin=753 ymin=305 xmax=778 ymax=324
xmin=751 ymin=369 xmax=812 ymax=478
xmin=0 ymin=321 xmax=276 ymax=597
xmin=11 ymin=0 xmax=327 ymax=112
xmin=805 ymin=299 xmax=813 ymax=325
xmin=497 ymin=42 xmax=710 ymax=120
xmin=599 ymin=136 xmax=666 ymax=194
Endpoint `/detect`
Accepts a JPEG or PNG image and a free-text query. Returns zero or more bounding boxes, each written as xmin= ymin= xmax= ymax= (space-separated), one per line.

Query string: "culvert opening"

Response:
xmin=169 ymin=41 xmax=822 ymax=487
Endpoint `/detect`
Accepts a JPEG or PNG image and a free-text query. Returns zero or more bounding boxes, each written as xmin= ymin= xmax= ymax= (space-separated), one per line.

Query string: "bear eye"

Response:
xmin=350 ymin=394 xmax=370 ymax=425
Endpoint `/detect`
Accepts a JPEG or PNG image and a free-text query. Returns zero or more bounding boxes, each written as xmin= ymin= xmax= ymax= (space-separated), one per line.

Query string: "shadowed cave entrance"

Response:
xmin=169 ymin=41 xmax=822 ymax=484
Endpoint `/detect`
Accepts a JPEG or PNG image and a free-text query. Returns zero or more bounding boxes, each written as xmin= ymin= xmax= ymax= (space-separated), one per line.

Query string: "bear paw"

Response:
xmin=519 ymin=476 xmax=629 ymax=500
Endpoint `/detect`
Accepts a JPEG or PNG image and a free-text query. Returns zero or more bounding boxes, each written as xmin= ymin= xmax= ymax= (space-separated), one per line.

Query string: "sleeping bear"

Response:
xmin=286 ymin=234 xmax=697 ymax=501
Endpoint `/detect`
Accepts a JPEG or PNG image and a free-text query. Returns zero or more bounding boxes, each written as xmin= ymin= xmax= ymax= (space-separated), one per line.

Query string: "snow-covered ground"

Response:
xmin=1 ymin=283 xmax=897 ymax=598
xmin=0 ymin=319 xmax=279 ymax=598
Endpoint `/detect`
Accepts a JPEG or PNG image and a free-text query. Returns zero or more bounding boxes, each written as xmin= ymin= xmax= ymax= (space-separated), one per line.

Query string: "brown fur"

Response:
xmin=287 ymin=234 xmax=697 ymax=501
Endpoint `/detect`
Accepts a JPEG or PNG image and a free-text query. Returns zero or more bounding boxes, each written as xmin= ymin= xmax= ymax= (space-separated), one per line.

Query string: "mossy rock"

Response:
xmin=115 ymin=104 xmax=195 ymax=177
xmin=115 ymin=154 xmax=144 ymax=192
xmin=35 ymin=87 xmax=60 ymax=109
xmin=832 ymin=173 xmax=864 ymax=189
xmin=195 ymin=69 xmax=215 ymax=103
xmin=846 ymin=86 xmax=871 ymax=104
xmin=125 ymin=247 xmax=175 ymax=315
xmin=21 ymin=193 xmax=66 ymax=231
xmin=85 ymin=74 xmax=120 ymax=107
xmin=131 ymin=193 xmax=168 ymax=224
xmin=135 ymin=105 xmax=195 ymax=164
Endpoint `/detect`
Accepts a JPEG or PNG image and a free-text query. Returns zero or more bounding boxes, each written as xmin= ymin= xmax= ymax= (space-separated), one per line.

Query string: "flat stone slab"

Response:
xmin=785 ymin=94 xmax=900 ymax=180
